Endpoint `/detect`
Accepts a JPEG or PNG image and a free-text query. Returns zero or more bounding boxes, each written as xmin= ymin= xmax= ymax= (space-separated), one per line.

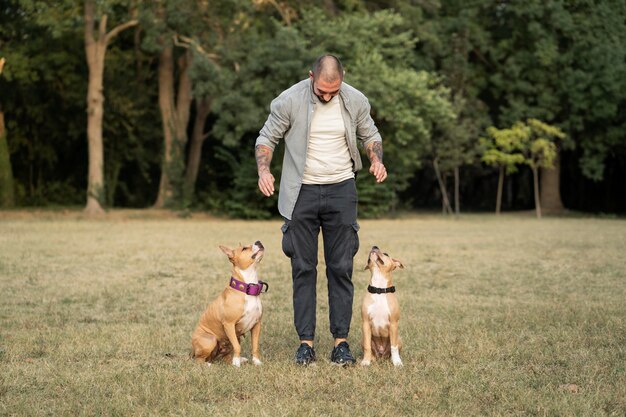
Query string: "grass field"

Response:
xmin=1 ymin=212 xmax=625 ymax=416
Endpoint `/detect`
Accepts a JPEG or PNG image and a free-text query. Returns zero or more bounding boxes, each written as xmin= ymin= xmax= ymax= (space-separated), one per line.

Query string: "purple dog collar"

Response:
xmin=229 ymin=277 xmax=269 ymax=296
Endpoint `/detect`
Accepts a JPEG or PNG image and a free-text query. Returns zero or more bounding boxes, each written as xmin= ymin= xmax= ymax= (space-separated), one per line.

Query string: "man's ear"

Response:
xmin=219 ymin=245 xmax=235 ymax=259
xmin=393 ymin=259 xmax=405 ymax=269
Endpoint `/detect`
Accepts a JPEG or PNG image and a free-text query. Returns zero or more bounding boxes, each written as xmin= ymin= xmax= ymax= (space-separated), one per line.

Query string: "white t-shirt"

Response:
xmin=302 ymin=95 xmax=355 ymax=184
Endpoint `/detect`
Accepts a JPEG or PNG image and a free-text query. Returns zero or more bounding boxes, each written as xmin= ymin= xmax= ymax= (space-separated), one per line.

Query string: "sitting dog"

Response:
xmin=360 ymin=246 xmax=404 ymax=366
xmin=191 ymin=241 xmax=268 ymax=367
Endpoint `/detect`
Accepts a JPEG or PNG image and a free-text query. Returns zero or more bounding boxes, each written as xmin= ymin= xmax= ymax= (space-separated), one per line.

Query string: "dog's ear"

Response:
xmin=392 ymin=258 xmax=404 ymax=269
xmin=219 ymin=245 xmax=235 ymax=259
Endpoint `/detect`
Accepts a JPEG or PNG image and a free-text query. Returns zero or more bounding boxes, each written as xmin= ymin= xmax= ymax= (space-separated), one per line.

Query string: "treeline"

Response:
xmin=1 ymin=0 xmax=625 ymax=217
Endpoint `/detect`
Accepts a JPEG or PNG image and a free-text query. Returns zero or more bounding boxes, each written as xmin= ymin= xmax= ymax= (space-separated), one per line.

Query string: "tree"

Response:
xmin=140 ymin=0 xmax=213 ymax=208
xmin=83 ymin=0 xmax=138 ymax=215
xmin=482 ymin=119 xmax=563 ymax=218
xmin=522 ymin=119 xmax=563 ymax=219
xmin=483 ymin=1 xmax=626 ymax=210
xmin=426 ymin=0 xmax=491 ymax=215
xmin=480 ymin=124 xmax=526 ymax=215
xmin=0 ymin=57 xmax=15 ymax=207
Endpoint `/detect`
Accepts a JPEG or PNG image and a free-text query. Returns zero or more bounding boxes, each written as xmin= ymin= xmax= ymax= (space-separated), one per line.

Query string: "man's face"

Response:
xmin=309 ymin=71 xmax=342 ymax=103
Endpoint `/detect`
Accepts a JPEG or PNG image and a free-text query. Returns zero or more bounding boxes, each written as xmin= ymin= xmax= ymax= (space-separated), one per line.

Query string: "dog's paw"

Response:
xmin=252 ymin=356 xmax=263 ymax=366
xmin=232 ymin=357 xmax=242 ymax=367
xmin=360 ymin=359 xmax=371 ymax=366
xmin=391 ymin=346 xmax=403 ymax=367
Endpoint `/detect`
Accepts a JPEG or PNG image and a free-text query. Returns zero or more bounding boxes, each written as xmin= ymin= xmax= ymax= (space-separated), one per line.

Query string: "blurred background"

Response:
xmin=1 ymin=0 xmax=624 ymax=218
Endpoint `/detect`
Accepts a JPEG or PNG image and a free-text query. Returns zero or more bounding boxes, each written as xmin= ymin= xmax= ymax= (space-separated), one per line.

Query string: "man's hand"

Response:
xmin=369 ymin=162 xmax=387 ymax=183
xmin=365 ymin=141 xmax=386 ymax=183
xmin=255 ymin=144 xmax=275 ymax=196
xmin=258 ymin=171 xmax=275 ymax=196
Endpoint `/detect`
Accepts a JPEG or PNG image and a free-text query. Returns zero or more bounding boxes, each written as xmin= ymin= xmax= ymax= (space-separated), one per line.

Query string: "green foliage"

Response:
xmin=482 ymin=119 xmax=564 ymax=173
xmin=483 ymin=0 xmax=626 ymax=181
xmin=524 ymin=118 xmax=564 ymax=170
xmin=298 ymin=8 xmax=456 ymax=212
xmin=1 ymin=0 xmax=86 ymax=206
xmin=220 ymin=145 xmax=278 ymax=219
xmin=2 ymin=0 xmax=625 ymax=214
xmin=356 ymin=173 xmax=397 ymax=218
xmin=480 ymin=123 xmax=527 ymax=174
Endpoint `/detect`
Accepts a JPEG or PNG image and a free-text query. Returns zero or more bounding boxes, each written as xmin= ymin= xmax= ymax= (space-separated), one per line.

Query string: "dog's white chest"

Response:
xmin=238 ymin=296 xmax=262 ymax=333
xmin=367 ymin=295 xmax=390 ymax=331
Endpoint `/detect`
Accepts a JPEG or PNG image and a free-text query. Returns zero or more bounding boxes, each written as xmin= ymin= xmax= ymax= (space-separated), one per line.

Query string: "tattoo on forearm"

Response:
xmin=366 ymin=142 xmax=383 ymax=164
xmin=255 ymin=145 xmax=273 ymax=173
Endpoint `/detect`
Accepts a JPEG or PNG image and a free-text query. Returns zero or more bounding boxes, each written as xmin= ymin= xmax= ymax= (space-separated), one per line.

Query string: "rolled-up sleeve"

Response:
xmin=355 ymin=97 xmax=382 ymax=147
xmin=255 ymin=96 xmax=291 ymax=151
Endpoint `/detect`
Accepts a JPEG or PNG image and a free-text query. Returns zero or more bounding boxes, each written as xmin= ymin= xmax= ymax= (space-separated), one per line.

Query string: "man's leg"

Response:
xmin=283 ymin=185 xmax=321 ymax=344
xmin=321 ymin=179 xmax=359 ymax=344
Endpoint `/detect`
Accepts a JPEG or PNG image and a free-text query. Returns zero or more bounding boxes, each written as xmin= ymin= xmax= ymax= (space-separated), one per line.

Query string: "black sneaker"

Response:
xmin=295 ymin=343 xmax=316 ymax=366
xmin=330 ymin=341 xmax=356 ymax=366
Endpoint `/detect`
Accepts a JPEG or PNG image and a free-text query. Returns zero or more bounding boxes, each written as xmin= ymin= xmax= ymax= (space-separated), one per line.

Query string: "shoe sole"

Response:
xmin=330 ymin=361 xmax=356 ymax=367
xmin=295 ymin=361 xmax=317 ymax=366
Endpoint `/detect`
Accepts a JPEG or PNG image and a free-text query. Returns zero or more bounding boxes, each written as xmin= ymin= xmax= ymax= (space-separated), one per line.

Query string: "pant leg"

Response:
xmin=282 ymin=185 xmax=321 ymax=341
xmin=320 ymin=179 xmax=359 ymax=339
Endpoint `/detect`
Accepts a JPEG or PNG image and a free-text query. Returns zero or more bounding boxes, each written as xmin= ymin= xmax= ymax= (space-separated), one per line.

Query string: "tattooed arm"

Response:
xmin=256 ymin=144 xmax=275 ymax=196
xmin=364 ymin=141 xmax=387 ymax=183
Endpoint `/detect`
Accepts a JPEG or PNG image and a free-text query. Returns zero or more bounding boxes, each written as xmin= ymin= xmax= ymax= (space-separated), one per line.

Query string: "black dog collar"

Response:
xmin=367 ymin=285 xmax=396 ymax=294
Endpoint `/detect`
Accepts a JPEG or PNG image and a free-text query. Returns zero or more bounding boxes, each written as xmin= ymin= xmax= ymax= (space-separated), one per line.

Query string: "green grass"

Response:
xmin=1 ymin=213 xmax=625 ymax=416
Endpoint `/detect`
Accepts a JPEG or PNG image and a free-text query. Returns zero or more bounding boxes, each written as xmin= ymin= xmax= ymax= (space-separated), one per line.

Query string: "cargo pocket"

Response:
xmin=351 ymin=222 xmax=360 ymax=257
xmin=281 ymin=221 xmax=295 ymax=258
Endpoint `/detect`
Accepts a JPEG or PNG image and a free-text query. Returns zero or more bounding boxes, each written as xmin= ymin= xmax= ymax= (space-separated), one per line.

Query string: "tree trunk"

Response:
xmin=0 ymin=58 xmax=15 ymax=207
xmin=433 ymin=159 xmax=453 ymax=215
xmin=532 ymin=165 xmax=542 ymax=219
xmin=496 ymin=165 xmax=504 ymax=215
xmin=84 ymin=0 xmax=106 ymax=215
xmin=0 ymin=104 xmax=15 ymax=208
xmin=153 ymin=46 xmax=191 ymax=208
xmin=83 ymin=0 xmax=137 ymax=215
xmin=540 ymin=150 xmax=564 ymax=213
xmin=184 ymin=97 xmax=212 ymax=201
xmin=154 ymin=45 xmax=177 ymax=208
xmin=454 ymin=166 xmax=460 ymax=215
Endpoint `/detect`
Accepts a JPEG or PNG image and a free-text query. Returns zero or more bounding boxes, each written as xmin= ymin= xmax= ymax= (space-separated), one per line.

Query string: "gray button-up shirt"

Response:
xmin=255 ymin=78 xmax=383 ymax=219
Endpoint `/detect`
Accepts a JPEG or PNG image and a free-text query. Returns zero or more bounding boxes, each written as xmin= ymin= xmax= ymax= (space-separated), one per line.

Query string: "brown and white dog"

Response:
xmin=361 ymin=246 xmax=404 ymax=366
xmin=191 ymin=241 xmax=268 ymax=367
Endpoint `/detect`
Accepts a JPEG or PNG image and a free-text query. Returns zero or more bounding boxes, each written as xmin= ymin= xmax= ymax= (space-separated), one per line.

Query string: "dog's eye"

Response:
xmin=383 ymin=253 xmax=389 ymax=257
xmin=376 ymin=258 xmax=385 ymax=265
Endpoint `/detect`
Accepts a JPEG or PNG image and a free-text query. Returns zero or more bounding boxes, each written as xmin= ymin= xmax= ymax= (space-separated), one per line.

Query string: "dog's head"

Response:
xmin=364 ymin=246 xmax=404 ymax=274
xmin=219 ymin=241 xmax=264 ymax=271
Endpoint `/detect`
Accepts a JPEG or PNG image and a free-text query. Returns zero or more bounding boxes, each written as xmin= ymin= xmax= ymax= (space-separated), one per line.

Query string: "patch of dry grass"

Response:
xmin=1 ymin=213 xmax=625 ymax=416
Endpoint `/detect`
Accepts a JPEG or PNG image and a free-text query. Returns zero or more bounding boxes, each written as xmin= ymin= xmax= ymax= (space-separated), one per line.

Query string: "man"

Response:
xmin=255 ymin=55 xmax=387 ymax=366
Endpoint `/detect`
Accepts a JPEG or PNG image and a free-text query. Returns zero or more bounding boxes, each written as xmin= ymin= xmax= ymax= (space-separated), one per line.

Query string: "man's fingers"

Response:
xmin=258 ymin=174 xmax=275 ymax=196
xmin=370 ymin=163 xmax=387 ymax=183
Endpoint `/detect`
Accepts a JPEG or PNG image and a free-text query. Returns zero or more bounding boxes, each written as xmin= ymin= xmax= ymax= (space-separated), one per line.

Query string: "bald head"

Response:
xmin=311 ymin=55 xmax=344 ymax=83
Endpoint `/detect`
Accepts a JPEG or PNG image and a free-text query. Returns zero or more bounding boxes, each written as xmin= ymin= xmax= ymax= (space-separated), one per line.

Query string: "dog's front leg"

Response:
xmin=223 ymin=322 xmax=243 ymax=367
xmin=389 ymin=321 xmax=402 ymax=367
xmin=250 ymin=321 xmax=262 ymax=365
xmin=361 ymin=318 xmax=374 ymax=366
